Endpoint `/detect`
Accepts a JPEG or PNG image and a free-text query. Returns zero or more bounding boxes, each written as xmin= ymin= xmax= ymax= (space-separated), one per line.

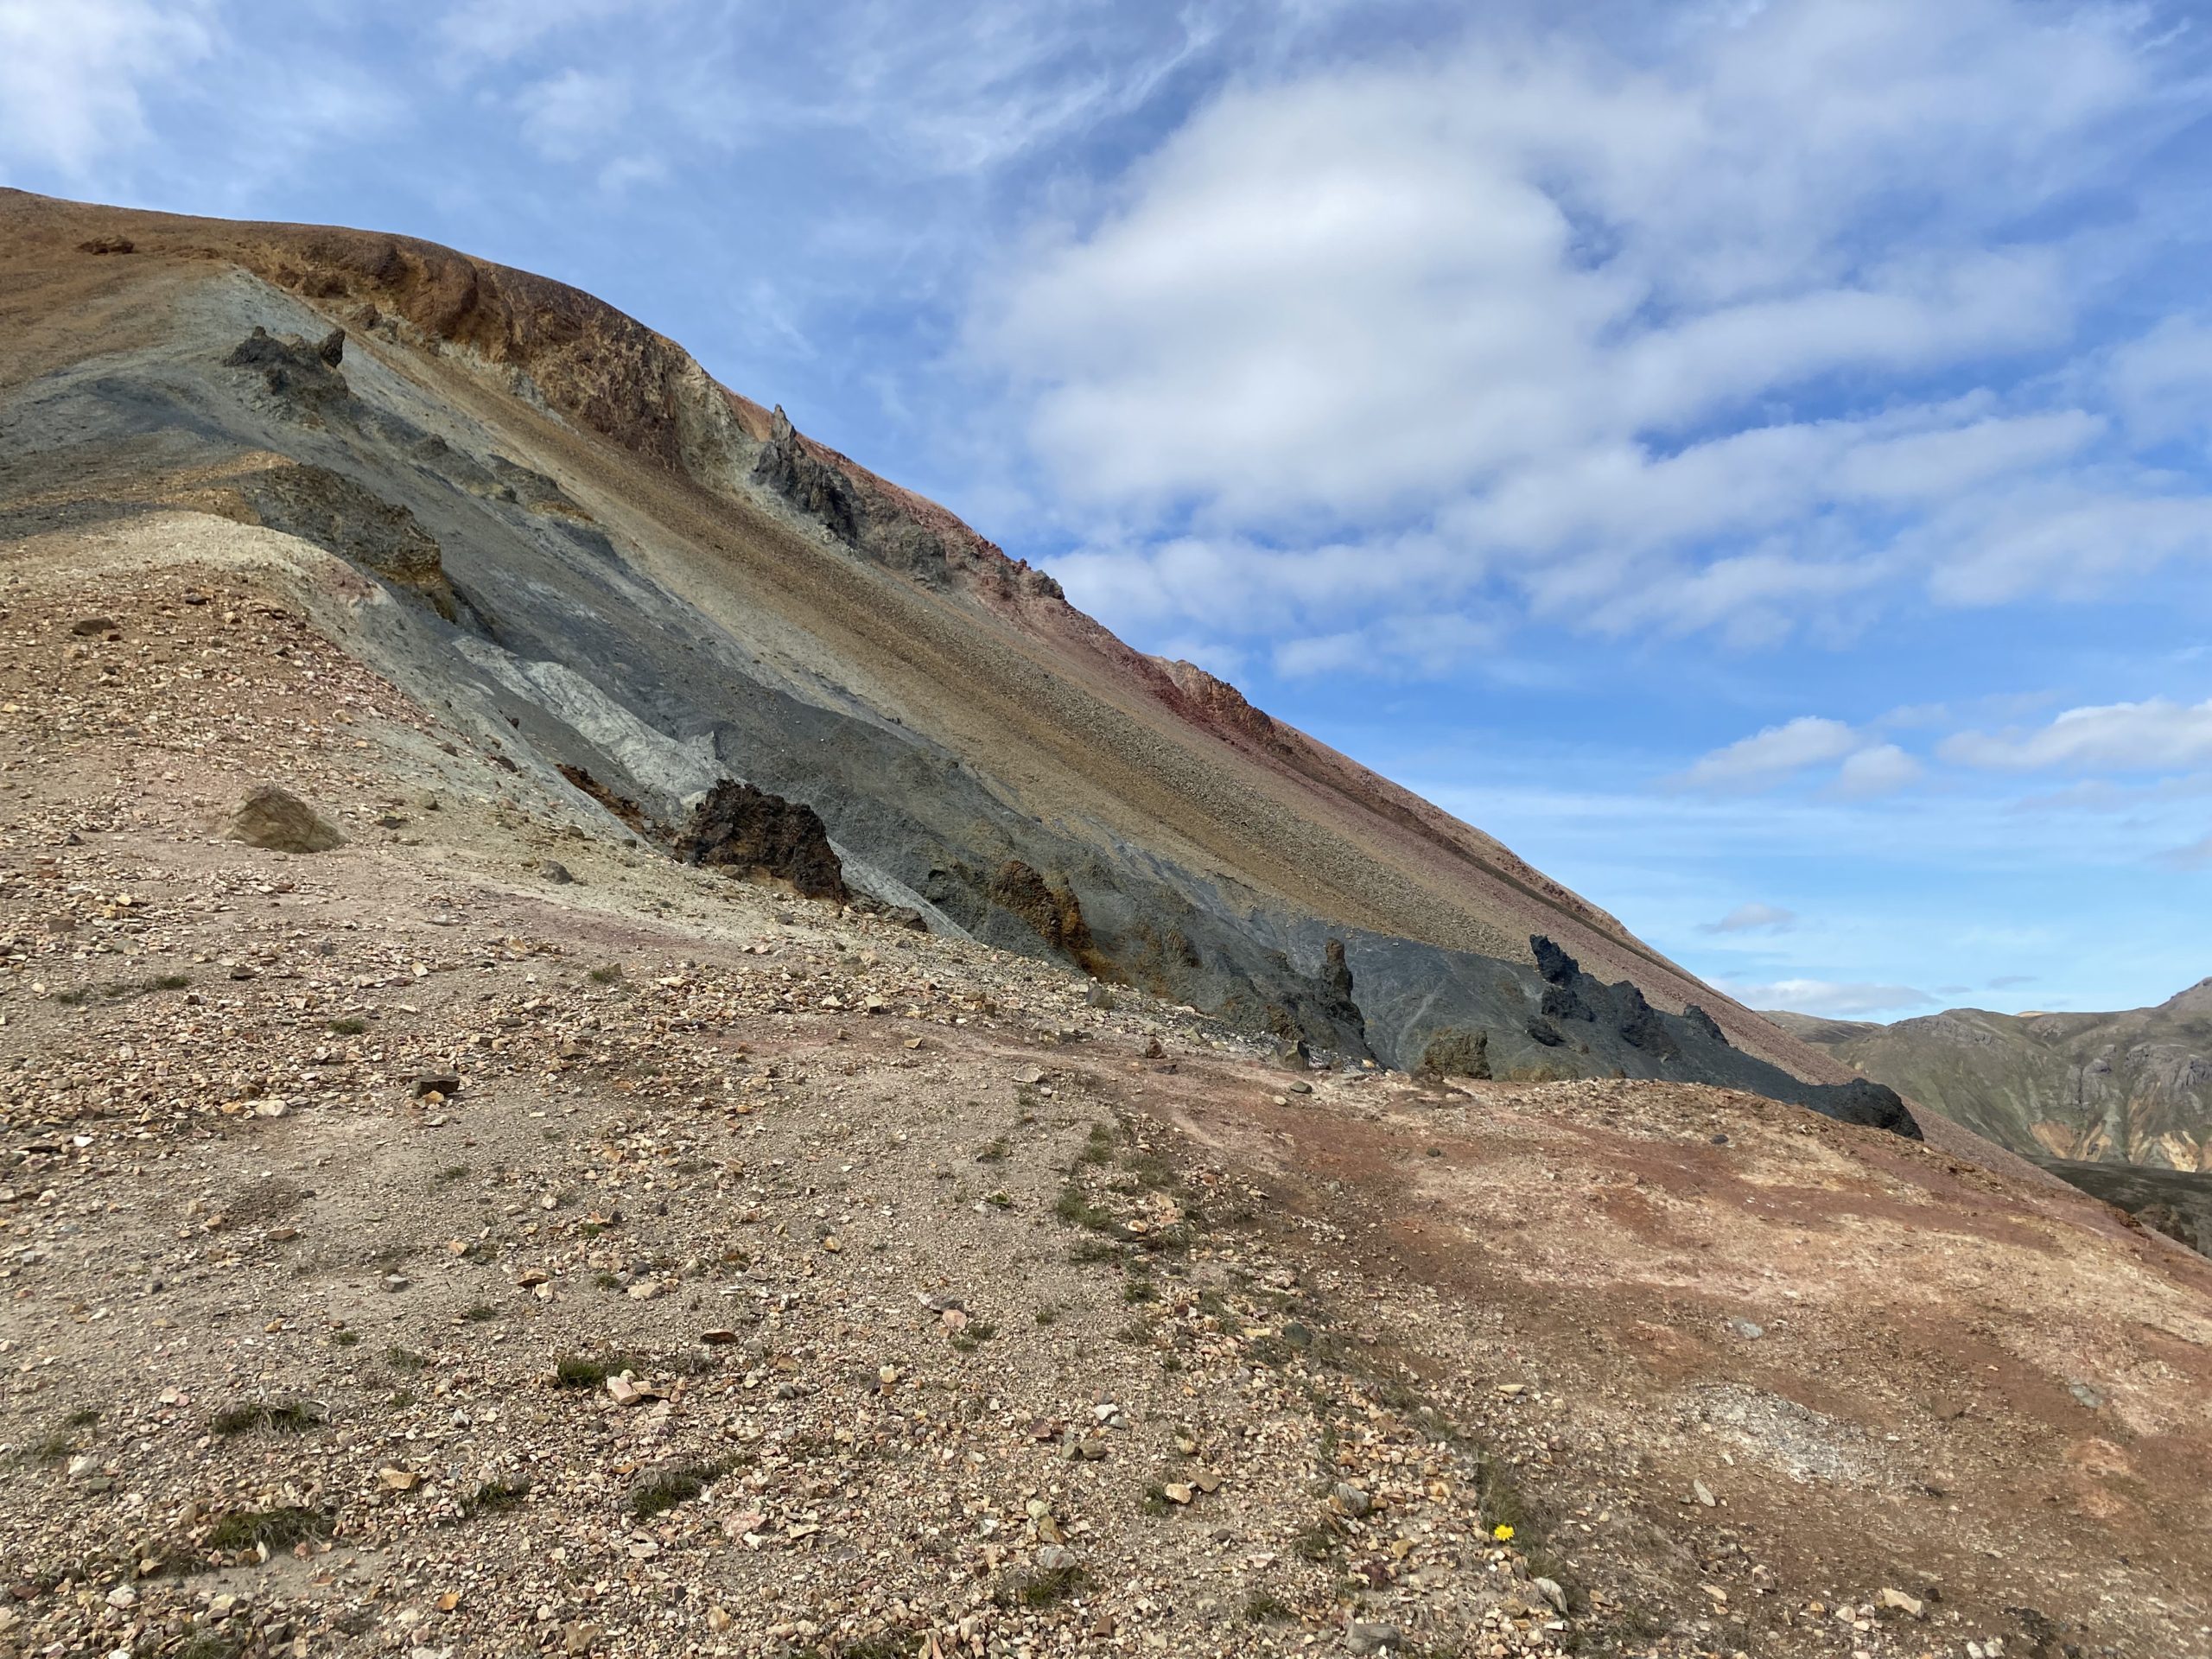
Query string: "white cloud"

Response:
xmin=1700 ymin=902 xmax=1798 ymax=934
xmin=974 ymin=0 xmax=2205 ymax=658
xmin=1675 ymin=716 xmax=1930 ymax=797
xmin=1831 ymin=743 xmax=1923 ymax=798
xmin=517 ymin=67 xmax=632 ymax=159
xmin=2107 ymin=314 xmax=2212 ymax=441
xmin=1942 ymin=697 xmax=2212 ymax=772
xmin=1732 ymin=978 xmax=1936 ymax=1018
xmin=1673 ymin=716 xmax=1859 ymax=791
xmin=1922 ymin=491 xmax=2212 ymax=607
xmin=0 ymin=0 xmax=215 ymax=173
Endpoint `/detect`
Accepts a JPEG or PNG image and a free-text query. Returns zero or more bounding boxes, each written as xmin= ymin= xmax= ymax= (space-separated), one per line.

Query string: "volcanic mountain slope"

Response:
xmin=6 ymin=537 xmax=2212 ymax=1659
xmin=1770 ymin=979 xmax=2212 ymax=1168
xmin=0 ymin=187 xmax=1929 ymax=1141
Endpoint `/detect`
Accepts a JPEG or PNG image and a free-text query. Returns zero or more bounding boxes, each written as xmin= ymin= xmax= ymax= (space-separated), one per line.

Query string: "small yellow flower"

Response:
xmin=1491 ymin=1523 xmax=1515 ymax=1542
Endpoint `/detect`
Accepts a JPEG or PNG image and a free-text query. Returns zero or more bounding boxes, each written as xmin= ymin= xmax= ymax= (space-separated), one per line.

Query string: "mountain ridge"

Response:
xmin=1769 ymin=976 xmax=2212 ymax=1167
xmin=2 ymin=188 xmax=1969 ymax=1150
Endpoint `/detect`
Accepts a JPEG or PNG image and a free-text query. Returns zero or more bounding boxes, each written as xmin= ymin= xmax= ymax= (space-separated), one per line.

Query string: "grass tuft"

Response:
xmin=210 ymin=1399 xmax=323 ymax=1436
xmin=204 ymin=1505 xmax=331 ymax=1554
xmin=629 ymin=1458 xmax=729 ymax=1518
xmin=463 ymin=1477 xmax=532 ymax=1517
xmin=1008 ymin=1563 xmax=1088 ymax=1608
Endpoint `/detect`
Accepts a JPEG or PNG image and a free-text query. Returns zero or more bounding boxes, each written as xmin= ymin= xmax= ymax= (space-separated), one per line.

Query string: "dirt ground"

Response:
xmin=4 ymin=533 xmax=2211 ymax=1659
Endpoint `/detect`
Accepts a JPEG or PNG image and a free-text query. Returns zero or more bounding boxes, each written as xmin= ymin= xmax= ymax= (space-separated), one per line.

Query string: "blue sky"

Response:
xmin=8 ymin=0 xmax=2212 ymax=1020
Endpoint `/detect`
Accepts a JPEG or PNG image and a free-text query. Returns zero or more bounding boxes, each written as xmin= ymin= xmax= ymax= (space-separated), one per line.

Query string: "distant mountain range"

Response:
xmin=1768 ymin=977 xmax=2212 ymax=1169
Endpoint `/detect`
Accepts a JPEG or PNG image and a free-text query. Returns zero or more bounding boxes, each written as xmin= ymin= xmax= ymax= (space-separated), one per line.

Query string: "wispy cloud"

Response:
xmin=0 ymin=0 xmax=216 ymax=174
xmin=2157 ymin=829 xmax=2212 ymax=869
xmin=1729 ymin=978 xmax=1936 ymax=1018
xmin=1700 ymin=902 xmax=1798 ymax=934
xmin=1942 ymin=697 xmax=2212 ymax=772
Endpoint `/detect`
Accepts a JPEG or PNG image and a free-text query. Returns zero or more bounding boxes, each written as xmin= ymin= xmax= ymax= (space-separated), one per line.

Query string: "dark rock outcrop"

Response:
xmin=1317 ymin=939 xmax=1369 ymax=1049
xmin=987 ymin=860 xmax=1101 ymax=972
xmin=1532 ymin=936 xmax=1579 ymax=985
xmin=1541 ymin=980 xmax=1594 ymax=1021
xmin=224 ymin=326 xmax=350 ymax=411
xmin=1615 ymin=983 xmax=1680 ymax=1059
xmin=1681 ymin=1004 xmax=1728 ymax=1046
xmin=1421 ymin=1027 xmax=1491 ymax=1079
xmin=676 ymin=779 xmax=849 ymax=902
xmin=753 ymin=405 xmax=862 ymax=543
xmin=557 ymin=765 xmax=653 ymax=839
xmin=1806 ymin=1077 xmax=1922 ymax=1139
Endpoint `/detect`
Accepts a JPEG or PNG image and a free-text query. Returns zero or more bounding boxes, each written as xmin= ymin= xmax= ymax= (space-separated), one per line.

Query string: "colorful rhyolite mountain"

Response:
xmin=3 ymin=188 xmax=1951 ymax=1147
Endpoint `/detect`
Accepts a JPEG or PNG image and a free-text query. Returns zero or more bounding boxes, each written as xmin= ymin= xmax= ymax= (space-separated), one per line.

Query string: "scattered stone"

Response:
xmin=1347 ymin=1621 xmax=1404 ymax=1654
xmin=1880 ymin=1587 xmax=1926 ymax=1618
xmin=1693 ymin=1479 xmax=1717 ymax=1507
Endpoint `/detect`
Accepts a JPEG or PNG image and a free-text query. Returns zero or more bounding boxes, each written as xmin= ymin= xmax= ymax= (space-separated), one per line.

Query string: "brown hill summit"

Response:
xmin=0 ymin=188 xmax=1934 ymax=1144
xmin=6 ymin=192 xmax=2212 ymax=1658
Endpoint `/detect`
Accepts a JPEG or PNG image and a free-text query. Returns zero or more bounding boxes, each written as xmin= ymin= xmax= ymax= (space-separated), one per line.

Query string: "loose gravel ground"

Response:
xmin=5 ymin=551 xmax=2212 ymax=1659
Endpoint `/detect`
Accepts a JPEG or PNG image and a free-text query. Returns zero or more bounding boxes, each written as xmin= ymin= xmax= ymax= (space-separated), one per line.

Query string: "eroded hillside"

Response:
xmin=3 ymin=484 xmax=2209 ymax=1659
xmin=0 ymin=186 xmax=1916 ymax=1122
